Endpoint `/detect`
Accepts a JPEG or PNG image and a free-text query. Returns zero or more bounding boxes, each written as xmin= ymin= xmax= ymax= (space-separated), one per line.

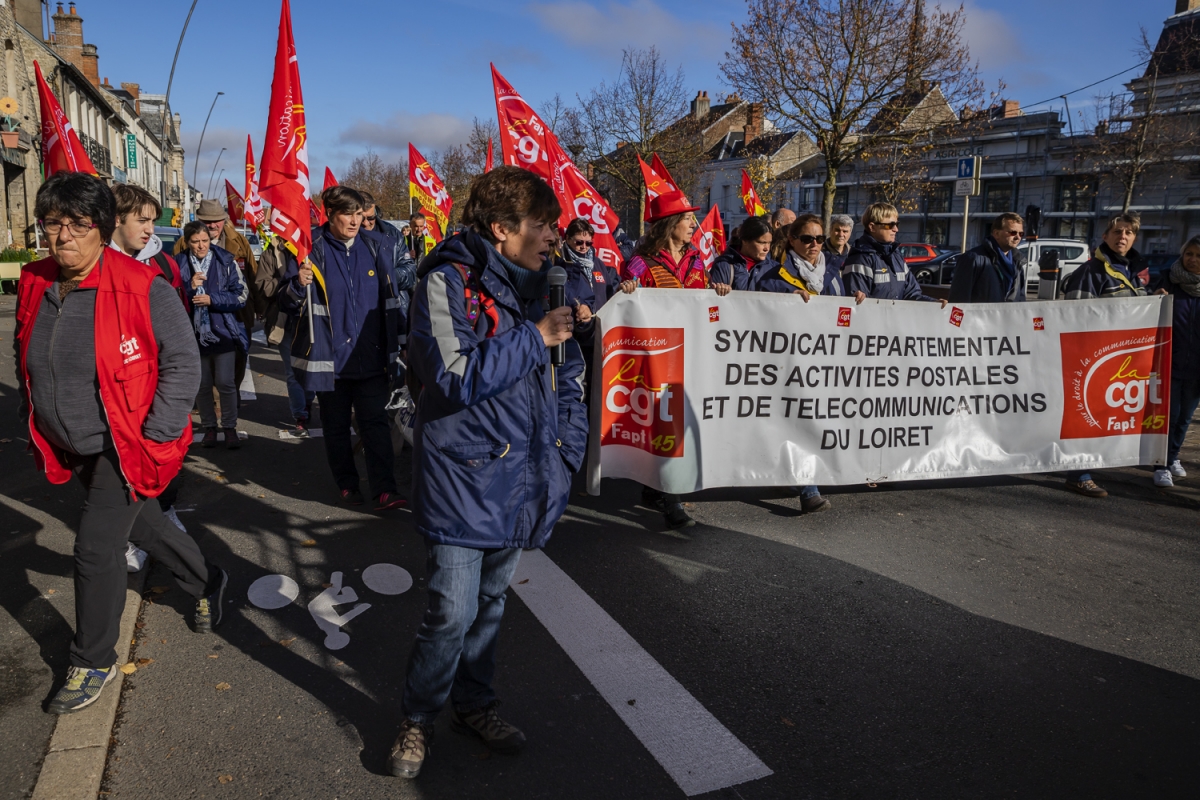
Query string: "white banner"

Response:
xmin=587 ymin=291 xmax=1172 ymax=494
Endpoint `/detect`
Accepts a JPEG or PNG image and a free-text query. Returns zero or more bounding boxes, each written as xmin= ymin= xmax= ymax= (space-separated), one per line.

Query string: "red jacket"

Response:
xmin=15 ymin=252 xmax=192 ymax=498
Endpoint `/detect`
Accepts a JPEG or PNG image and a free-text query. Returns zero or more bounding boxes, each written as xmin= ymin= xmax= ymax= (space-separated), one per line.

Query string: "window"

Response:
xmin=833 ymin=186 xmax=848 ymax=214
xmin=1058 ymin=177 xmax=1096 ymax=213
xmin=1057 ymin=219 xmax=1092 ymax=240
xmin=926 ymin=183 xmax=952 ymax=214
xmin=983 ymin=180 xmax=1014 ymax=213
xmin=924 ymin=219 xmax=949 ymax=247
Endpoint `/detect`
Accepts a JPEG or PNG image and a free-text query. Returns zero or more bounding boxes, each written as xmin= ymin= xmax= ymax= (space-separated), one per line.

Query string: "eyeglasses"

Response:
xmin=873 ymin=221 xmax=900 ymax=230
xmin=792 ymin=234 xmax=826 ymax=245
xmin=569 ymin=239 xmax=593 ymax=248
xmin=40 ymin=219 xmax=98 ymax=237
xmin=362 ymin=215 xmax=376 ymax=223
xmin=1002 ymin=229 xmax=1024 ymax=238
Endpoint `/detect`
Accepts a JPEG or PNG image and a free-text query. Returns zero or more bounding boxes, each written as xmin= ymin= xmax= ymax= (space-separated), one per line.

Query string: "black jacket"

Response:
xmin=949 ymin=237 xmax=1027 ymax=303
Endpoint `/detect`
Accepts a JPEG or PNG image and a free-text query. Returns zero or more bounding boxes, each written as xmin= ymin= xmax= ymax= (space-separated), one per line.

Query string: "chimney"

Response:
xmin=990 ymin=99 xmax=1020 ymax=119
xmin=13 ymin=0 xmax=46 ymax=38
xmin=691 ymin=90 xmax=711 ymax=121
xmin=82 ymin=44 xmax=100 ymax=87
xmin=121 ymin=82 xmax=141 ymax=115
xmin=1176 ymin=1 xmax=1200 ymax=14
xmin=615 ymin=140 xmax=626 ymax=150
xmin=744 ymin=102 xmax=763 ymax=145
xmin=52 ymin=3 xmax=100 ymax=86
xmin=1095 ymin=120 xmax=1109 ymax=136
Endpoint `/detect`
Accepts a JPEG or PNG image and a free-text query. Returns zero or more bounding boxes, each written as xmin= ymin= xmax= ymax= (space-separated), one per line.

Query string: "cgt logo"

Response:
xmin=1060 ymin=327 xmax=1172 ymax=439
xmin=601 ymin=327 xmax=685 ymax=457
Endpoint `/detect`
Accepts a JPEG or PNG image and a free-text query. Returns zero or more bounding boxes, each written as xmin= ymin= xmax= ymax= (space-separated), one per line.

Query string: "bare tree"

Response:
xmin=722 ymin=0 xmax=983 ymax=229
xmin=467 ymin=116 xmax=499 ymax=174
xmin=343 ymin=149 xmax=409 ymax=218
xmin=538 ymin=94 xmax=585 ymax=145
xmin=576 ymin=47 xmax=707 ymax=234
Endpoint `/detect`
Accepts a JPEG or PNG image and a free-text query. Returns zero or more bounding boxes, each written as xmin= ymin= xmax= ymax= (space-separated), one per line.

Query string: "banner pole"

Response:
xmin=960 ymin=194 xmax=970 ymax=255
xmin=305 ymin=263 xmax=314 ymax=342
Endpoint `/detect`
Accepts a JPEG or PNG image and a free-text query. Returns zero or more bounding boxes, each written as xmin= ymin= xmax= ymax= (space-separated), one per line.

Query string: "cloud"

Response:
xmin=955 ymin=1 xmax=1028 ymax=73
xmin=337 ymin=111 xmax=473 ymax=155
xmin=526 ymin=0 xmax=724 ymax=63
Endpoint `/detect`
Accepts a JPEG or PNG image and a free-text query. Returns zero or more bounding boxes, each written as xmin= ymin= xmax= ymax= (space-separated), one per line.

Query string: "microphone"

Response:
xmin=548 ymin=265 xmax=567 ymax=367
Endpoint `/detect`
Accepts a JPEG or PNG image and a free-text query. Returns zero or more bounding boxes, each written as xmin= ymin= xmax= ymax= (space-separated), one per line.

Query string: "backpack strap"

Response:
xmin=151 ymin=252 xmax=175 ymax=283
xmin=452 ymin=262 xmax=498 ymax=339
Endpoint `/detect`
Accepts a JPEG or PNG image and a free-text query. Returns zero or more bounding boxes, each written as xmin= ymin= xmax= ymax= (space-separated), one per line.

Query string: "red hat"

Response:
xmin=646 ymin=190 xmax=700 ymax=223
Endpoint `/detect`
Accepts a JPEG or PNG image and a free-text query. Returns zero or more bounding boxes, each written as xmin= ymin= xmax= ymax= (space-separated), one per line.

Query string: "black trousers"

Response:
xmin=318 ymin=374 xmax=397 ymax=498
xmin=70 ymin=450 xmax=217 ymax=669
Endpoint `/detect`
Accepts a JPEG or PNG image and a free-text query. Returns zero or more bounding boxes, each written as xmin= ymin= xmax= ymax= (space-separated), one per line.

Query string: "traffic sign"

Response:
xmin=957 ymin=156 xmax=981 ymax=179
xmin=126 ymin=134 xmax=138 ymax=169
xmin=955 ymin=178 xmax=979 ymax=197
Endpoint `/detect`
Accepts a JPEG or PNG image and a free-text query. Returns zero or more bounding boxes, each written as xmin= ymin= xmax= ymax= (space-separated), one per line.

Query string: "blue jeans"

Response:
xmin=1168 ymin=379 xmax=1200 ymax=464
xmin=402 ymin=543 xmax=522 ymax=723
xmin=279 ymin=318 xmax=315 ymax=420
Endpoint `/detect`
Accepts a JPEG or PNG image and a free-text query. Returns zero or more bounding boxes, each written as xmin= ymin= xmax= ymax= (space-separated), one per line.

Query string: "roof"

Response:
xmin=707 ymin=130 xmax=801 ymax=161
xmin=1146 ymin=10 xmax=1200 ymax=78
xmin=863 ymin=82 xmax=955 ymax=134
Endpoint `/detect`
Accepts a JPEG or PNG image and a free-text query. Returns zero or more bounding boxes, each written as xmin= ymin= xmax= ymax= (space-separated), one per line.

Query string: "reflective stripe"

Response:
xmin=843 ymin=262 xmax=873 ymax=276
xmin=310 ymin=303 xmax=329 ymax=317
xmin=385 ymin=297 xmax=403 ymax=310
xmin=1065 ymin=289 xmax=1095 ymax=300
xmin=874 ymin=269 xmax=893 ymax=284
xmin=427 ymin=271 xmax=467 ymax=377
xmin=293 ymin=357 xmax=335 ymax=372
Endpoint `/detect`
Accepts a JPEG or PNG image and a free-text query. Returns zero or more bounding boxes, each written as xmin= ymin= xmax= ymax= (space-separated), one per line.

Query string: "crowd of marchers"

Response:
xmin=10 ymin=171 xmax=1200 ymax=783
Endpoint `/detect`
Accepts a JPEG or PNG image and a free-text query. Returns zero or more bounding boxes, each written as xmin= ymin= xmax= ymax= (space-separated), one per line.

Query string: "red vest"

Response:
xmin=15 ymin=251 xmax=192 ymax=498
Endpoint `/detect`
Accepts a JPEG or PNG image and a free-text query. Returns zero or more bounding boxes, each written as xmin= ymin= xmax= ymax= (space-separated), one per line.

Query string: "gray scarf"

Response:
xmin=788 ymin=249 xmax=826 ymax=294
xmin=565 ymin=246 xmax=593 ymax=271
xmin=187 ymin=249 xmax=219 ymax=347
xmin=1170 ymin=261 xmax=1200 ymax=297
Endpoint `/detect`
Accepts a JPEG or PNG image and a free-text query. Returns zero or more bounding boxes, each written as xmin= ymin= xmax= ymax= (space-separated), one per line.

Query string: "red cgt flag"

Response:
xmin=638 ymin=154 xmax=678 ymax=222
xmin=34 ymin=60 xmax=96 ymax=177
xmin=309 ymin=196 xmax=326 ymax=226
xmin=224 ymin=180 xmax=246 ymax=225
xmin=323 ymin=167 xmax=337 ymax=192
xmin=244 ymin=135 xmax=266 ymax=230
xmin=740 ymin=169 xmax=767 ymax=217
xmin=258 ymin=0 xmax=312 ymax=262
xmin=691 ymin=204 xmax=726 ymax=269
xmin=408 ymin=143 xmax=451 ymax=242
xmin=485 ymin=138 xmax=494 ymax=173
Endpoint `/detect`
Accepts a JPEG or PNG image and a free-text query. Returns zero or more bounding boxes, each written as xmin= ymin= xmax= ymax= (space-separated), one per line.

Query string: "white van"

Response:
xmin=1017 ymin=239 xmax=1091 ymax=290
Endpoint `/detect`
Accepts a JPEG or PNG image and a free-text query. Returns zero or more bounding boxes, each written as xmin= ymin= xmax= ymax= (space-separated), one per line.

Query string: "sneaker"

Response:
xmin=801 ymin=493 xmax=833 ymax=513
xmin=200 ymin=427 xmax=218 ymax=448
xmin=388 ymin=719 xmax=433 ymax=779
xmin=292 ymin=417 xmax=310 ymax=438
xmin=664 ymin=499 xmax=695 ymax=529
xmin=47 ymin=665 xmax=115 ymax=715
xmin=340 ymin=488 xmax=364 ymax=506
xmin=223 ymin=428 xmax=241 ymax=450
xmin=194 ymin=568 xmax=229 ymax=634
xmin=641 ymin=486 xmax=666 ymax=512
xmin=374 ymin=492 xmax=408 ymax=511
xmin=162 ymin=506 xmax=187 ymax=533
xmin=1066 ymin=478 xmax=1108 ymax=498
xmin=1170 ymin=459 xmax=1187 ymax=478
xmin=1154 ymin=468 xmax=1174 ymax=488
xmin=451 ymin=701 xmax=526 ymax=754
xmin=125 ymin=542 xmax=147 ymax=573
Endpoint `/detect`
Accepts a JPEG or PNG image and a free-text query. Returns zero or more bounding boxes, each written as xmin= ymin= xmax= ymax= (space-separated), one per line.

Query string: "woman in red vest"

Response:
xmin=14 ymin=172 xmax=227 ymax=715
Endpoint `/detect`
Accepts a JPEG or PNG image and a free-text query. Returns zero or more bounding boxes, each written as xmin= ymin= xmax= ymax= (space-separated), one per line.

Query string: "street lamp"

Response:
xmin=160 ymin=0 xmax=200 ymax=205
xmin=206 ymin=147 xmax=227 ymax=197
xmin=193 ymin=90 xmax=224 ymax=193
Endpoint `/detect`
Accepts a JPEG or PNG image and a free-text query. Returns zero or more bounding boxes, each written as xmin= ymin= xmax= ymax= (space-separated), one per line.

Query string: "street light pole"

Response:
xmin=193 ymin=90 xmax=224 ymax=195
xmin=206 ymin=147 xmax=227 ymax=197
xmin=159 ymin=0 xmax=200 ymax=206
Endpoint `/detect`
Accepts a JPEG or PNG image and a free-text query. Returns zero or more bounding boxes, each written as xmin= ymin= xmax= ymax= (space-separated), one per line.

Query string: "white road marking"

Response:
xmin=307 ymin=571 xmax=370 ymax=650
xmin=247 ymin=574 xmax=299 ymax=609
xmin=511 ymin=550 xmax=772 ymax=796
xmin=240 ymin=369 xmax=257 ymax=401
xmin=362 ymin=563 xmax=412 ymax=595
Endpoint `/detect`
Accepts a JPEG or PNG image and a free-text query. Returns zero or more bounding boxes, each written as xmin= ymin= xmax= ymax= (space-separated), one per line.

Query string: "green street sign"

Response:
xmin=126 ymin=134 xmax=138 ymax=169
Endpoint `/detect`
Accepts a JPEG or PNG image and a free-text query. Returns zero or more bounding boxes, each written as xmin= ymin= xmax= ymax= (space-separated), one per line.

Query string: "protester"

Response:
xmin=1151 ymin=238 xmax=1200 ymax=487
xmin=109 ymin=185 xmax=189 ymax=567
xmin=843 ymin=203 xmax=947 ymax=305
xmin=770 ymin=208 xmax=796 ymax=231
xmin=825 ymin=214 xmax=855 ymax=273
xmin=618 ymin=190 xmax=723 ymax=528
xmin=391 ymin=166 xmax=586 ymax=780
xmin=254 ymin=234 xmax=315 ymax=433
xmin=768 ymin=209 xmax=797 ymax=264
xmin=176 ymin=221 xmax=249 ymax=449
xmin=406 ymin=211 xmax=435 ymax=259
xmin=712 ymin=215 xmax=774 ymax=290
xmin=360 ymin=190 xmax=418 ymax=365
xmin=14 ymin=172 xmax=226 ymax=714
xmin=282 ymin=186 xmax=407 ymax=510
xmin=561 ymin=217 xmax=619 ymax=311
xmin=949 ymin=213 xmax=1028 ymax=303
xmin=177 ymin=198 xmax=260 ymax=337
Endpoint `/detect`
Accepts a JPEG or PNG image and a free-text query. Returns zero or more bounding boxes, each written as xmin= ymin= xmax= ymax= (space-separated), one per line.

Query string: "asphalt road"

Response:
xmin=2 ymin=292 xmax=1199 ymax=799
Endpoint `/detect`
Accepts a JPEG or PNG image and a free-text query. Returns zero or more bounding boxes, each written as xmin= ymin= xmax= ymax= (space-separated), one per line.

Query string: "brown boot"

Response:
xmin=388 ymin=719 xmax=432 ymax=779
xmin=451 ymin=701 xmax=526 ymax=753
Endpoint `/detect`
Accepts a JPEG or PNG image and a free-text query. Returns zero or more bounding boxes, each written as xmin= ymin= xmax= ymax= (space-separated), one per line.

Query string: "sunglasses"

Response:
xmin=569 ymin=239 xmax=593 ymax=248
xmin=792 ymin=234 xmax=826 ymax=245
xmin=362 ymin=215 xmax=377 ymax=223
xmin=873 ymin=221 xmax=900 ymax=230
xmin=1002 ymin=229 xmax=1024 ymax=237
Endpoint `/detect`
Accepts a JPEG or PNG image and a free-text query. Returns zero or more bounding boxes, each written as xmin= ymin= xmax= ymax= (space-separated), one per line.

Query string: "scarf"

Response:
xmin=565 ymin=246 xmax=593 ymax=273
xmin=187 ymin=249 xmax=219 ymax=347
xmin=1170 ymin=261 xmax=1200 ymax=297
xmin=787 ymin=249 xmax=826 ymax=295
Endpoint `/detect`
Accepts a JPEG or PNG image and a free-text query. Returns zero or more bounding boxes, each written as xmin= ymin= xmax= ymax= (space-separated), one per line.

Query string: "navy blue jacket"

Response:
xmin=1151 ymin=267 xmax=1200 ymax=380
xmin=710 ymin=248 xmax=755 ymax=290
xmin=1064 ymin=245 xmax=1147 ymax=300
xmin=843 ymin=235 xmax=938 ymax=301
xmin=757 ymin=252 xmax=845 ymax=296
xmin=408 ymin=229 xmax=588 ymax=549
xmin=563 ymin=249 xmax=620 ymax=310
xmin=949 ymin=236 xmax=1027 ymax=303
xmin=824 ymin=244 xmax=849 ymax=275
xmin=375 ymin=218 xmax=418 ymax=343
xmin=176 ymin=245 xmax=249 ymax=354
xmin=281 ymin=226 xmax=403 ymax=391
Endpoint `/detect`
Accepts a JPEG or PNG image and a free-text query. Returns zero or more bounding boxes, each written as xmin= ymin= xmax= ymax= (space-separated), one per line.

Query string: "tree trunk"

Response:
xmin=821 ymin=166 xmax=839 ymax=233
xmin=1122 ymin=180 xmax=1135 ymax=214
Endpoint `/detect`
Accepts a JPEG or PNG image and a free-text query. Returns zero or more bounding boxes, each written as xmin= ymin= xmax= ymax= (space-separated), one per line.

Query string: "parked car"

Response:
xmin=913 ymin=251 xmax=960 ymax=285
xmin=154 ymin=226 xmax=182 ymax=254
xmin=899 ymin=243 xmax=943 ymax=264
xmin=240 ymin=228 xmax=264 ymax=259
xmin=1016 ymin=238 xmax=1090 ymax=290
xmin=1143 ymin=253 xmax=1175 ymax=286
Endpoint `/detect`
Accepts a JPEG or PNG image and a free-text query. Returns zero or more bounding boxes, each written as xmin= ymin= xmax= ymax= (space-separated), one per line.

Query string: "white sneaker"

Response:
xmin=162 ymin=506 xmax=187 ymax=533
xmin=125 ymin=543 xmax=148 ymax=573
xmin=1153 ymin=469 xmax=1174 ymax=488
xmin=1169 ymin=460 xmax=1187 ymax=479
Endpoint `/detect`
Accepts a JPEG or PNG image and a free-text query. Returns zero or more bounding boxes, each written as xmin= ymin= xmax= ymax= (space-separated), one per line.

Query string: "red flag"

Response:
xmin=638 ymin=154 xmax=678 ymax=222
xmin=323 ymin=167 xmax=338 ymax=192
xmin=491 ymin=63 xmax=623 ymax=268
xmin=224 ymin=180 xmax=246 ymax=225
xmin=651 ymin=153 xmax=678 ymax=191
xmin=408 ymin=143 xmax=451 ymax=242
xmin=244 ymin=135 xmax=266 ymax=230
xmin=740 ymin=169 xmax=767 ymax=217
xmin=309 ymin=197 xmax=326 ymax=226
xmin=34 ymin=60 xmax=96 ymax=177
xmin=485 ymin=138 xmax=494 ymax=173
xmin=258 ymin=0 xmax=312 ymax=262
xmin=691 ymin=205 xmax=725 ymax=269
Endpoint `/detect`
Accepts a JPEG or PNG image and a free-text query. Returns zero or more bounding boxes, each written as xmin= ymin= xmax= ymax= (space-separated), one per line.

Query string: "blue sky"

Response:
xmin=70 ymin=0 xmax=1180 ymax=192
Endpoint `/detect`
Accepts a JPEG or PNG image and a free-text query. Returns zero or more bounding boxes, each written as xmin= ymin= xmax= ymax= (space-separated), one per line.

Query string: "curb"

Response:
xmin=30 ymin=571 xmax=146 ymax=800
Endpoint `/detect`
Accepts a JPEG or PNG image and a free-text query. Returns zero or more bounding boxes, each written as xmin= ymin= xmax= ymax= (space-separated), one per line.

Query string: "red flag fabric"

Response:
xmin=740 ymin=169 xmax=768 ymax=217
xmin=491 ymin=63 xmax=623 ymax=268
xmin=309 ymin=197 xmax=326 ymax=226
xmin=651 ymin=153 xmax=678 ymax=191
xmin=691 ymin=205 xmax=725 ymax=269
xmin=485 ymin=138 xmax=494 ymax=173
xmin=638 ymin=154 xmax=679 ymax=222
xmin=258 ymin=0 xmax=312 ymax=262
xmin=323 ymin=167 xmax=337 ymax=192
xmin=34 ymin=60 xmax=96 ymax=177
xmin=224 ymin=180 xmax=246 ymax=225
xmin=244 ymin=135 xmax=266 ymax=230
xmin=408 ymin=143 xmax=451 ymax=242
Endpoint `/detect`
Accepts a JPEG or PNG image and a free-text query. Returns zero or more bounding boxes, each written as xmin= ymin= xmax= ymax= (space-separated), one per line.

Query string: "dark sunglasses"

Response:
xmin=569 ymin=239 xmax=593 ymax=248
xmin=362 ymin=215 xmax=377 ymax=223
xmin=874 ymin=221 xmax=900 ymax=230
xmin=792 ymin=234 xmax=826 ymax=245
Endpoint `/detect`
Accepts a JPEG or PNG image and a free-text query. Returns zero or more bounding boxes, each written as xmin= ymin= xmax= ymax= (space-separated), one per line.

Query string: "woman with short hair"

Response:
xmin=843 ymin=202 xmax=945 ymax=304
xmin=13 ymin=172 xmax=226 ymax=715
xmin=712 ymin=215 xmax=774 ymax=290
